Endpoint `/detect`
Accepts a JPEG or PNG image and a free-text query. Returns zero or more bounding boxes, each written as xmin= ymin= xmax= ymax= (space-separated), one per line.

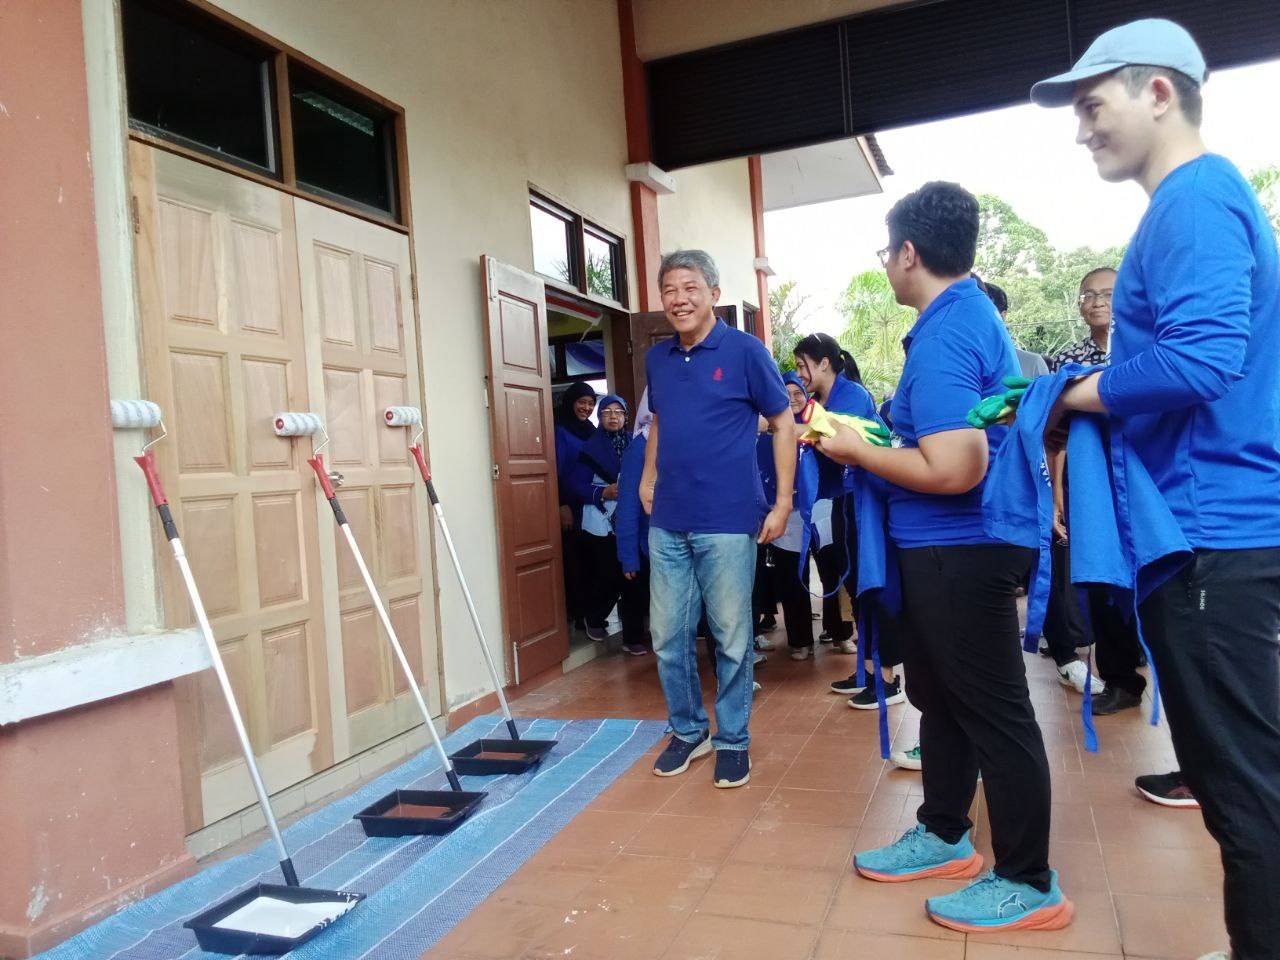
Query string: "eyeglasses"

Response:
xmin=1078 ymin=291 xmax=1114 ymax=305
xmin=876 ymin=246 xmax=894 ymax=267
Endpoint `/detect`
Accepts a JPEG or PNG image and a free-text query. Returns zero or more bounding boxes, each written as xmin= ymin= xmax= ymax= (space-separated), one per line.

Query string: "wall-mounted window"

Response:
xmin=121 ymin=0 xmax=404 ymax=224
xmin=742 ymin=303 xmax=759 ymax=338
xmin=529 ymin=192 xmax=628 ymax=309
xmin=289 ymin=64 xmax=398 ymax=217
xmin=122 ymin=0 xmax=278 ymax=174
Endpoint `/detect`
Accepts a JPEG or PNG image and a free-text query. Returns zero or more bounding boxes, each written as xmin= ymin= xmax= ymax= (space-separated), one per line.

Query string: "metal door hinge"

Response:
xmin=626 ymin=337 xmax=634 ymax=357
xmin=131 ymin=195 xmax=141 ymax=234
xmin=482 ymin=376 xmax=490 ymax=409
xmin=486 ymin=270 xmax=497 ymax=302
xmin=491 ymin=464 xmax=500 ymax=480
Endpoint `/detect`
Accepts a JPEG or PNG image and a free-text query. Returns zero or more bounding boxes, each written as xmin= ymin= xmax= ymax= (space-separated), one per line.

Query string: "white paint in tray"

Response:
xmin=212 ymin=895 xmax=356 ymax=938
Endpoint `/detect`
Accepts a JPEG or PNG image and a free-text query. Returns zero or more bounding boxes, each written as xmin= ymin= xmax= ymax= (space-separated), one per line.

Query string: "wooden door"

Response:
xmin=627 ymin=305 xmax=738 ymax=401
xmin=294 ymin=198 xmax=440 ymax=757
xmin=481 ymin=257 xmax=569 ymax=683
xmin=131 ymin=145 xmax=335 ymax=829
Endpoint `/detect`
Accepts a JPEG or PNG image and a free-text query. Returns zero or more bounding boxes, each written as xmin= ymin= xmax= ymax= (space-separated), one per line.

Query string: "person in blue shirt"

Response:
xmin=640 ymin=249 xmax=795 ymax=789
xmin=553 ymin=381 xmax=598 ymax=632
xmin=816 ymin=182 xmax=1070 ymax=933
xmin=1032 ymin=20 xmax=1280 ymax=957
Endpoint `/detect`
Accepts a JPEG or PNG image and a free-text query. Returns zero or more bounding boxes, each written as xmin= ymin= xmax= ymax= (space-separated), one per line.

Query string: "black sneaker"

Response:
xmin=756 ymin=614 xmax=777 ymax=632
xmin=1135 ymin=771 xmax=1200 ymax=809
xmin=1091 ymin=686 xmax=1142 ymax=716
xmin=818 ymin=631 xmax=833 ymax=642
xmin=713 ymin=749 xmax=750 ymax=788
xmin=848 ymin=676 xmax=905 ymax=710
xmin=829 ymin=673 xmax=866 ymax=695
xmin=652 ymin=733 xmax=712 ymax=777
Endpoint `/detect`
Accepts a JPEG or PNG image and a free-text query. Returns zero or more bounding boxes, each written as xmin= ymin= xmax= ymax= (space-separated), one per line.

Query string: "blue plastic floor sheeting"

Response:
xmin=38 ymin=716 xmax=666 ymax=960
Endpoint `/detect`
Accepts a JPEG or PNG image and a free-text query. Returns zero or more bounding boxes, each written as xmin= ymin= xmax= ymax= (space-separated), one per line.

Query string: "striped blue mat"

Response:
xmin=38 ymin=716 xmax=666 ymax=960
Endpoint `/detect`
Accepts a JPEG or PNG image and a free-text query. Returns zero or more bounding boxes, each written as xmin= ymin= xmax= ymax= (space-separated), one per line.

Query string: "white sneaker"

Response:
xmin=752 ymin=681 xmax=762 ymax=693
xmin=890 ymin=742 xmax=922 ymax=770
xmin=754 ymin=634 xmax=777 ymax=651
xmin=836 ymin=639 xmax=856 ymax=654
xmin=789 ymin=646 xmax=812 ymax=661
xmin=1057 ymin=660 xmax=1105 ymax=695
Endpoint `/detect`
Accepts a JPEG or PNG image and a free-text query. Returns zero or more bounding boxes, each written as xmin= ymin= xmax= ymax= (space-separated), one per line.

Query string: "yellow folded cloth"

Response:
xmin=798 ymin=400 xmax=891 ymax=447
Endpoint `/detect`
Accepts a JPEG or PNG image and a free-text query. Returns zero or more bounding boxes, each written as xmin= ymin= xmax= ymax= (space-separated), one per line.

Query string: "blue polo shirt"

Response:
xmin=1099 ymin=154 xmax=1280 ymax=550
xmin=647 ymin=320 xmax=790 ymax=534
xmin=888 ymin=277 xmax=1019 ymax=548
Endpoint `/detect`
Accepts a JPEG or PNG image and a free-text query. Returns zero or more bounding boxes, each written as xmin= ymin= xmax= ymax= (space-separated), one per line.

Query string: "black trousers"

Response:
xmin=582 ymin=532 xmax=647 ymax=647
xmin=770 ymin=546 xmax=815 ymax=649
xmin=753 ymin=544 xmax=778 ymax=624
xmin=829 ymin=494 xmax=860 ymax=635
xmin=1139 ymin=548 xmax=1280 ymax=960
xmin=899 ymin=544 xmax=1052 ymax=890
xmin=1043 ymin=538 xmax=1090 ymax=667
xmin=1089 ymin=590 xmax=1145 ymax=696
xmin=814 ymin=542 xmax=846 ymax=640
xmin=561 ymin=527 xmax=586 ymax=626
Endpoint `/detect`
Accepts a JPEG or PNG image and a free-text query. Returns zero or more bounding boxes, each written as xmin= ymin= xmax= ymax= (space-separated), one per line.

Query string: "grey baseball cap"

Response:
xmin=1031 ymin=18 xmax=1207 ymax=107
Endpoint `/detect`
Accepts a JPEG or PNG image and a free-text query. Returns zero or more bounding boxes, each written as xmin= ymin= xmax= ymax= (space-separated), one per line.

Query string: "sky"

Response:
xmin=764 ymin=59 xmax=1280 ymax=335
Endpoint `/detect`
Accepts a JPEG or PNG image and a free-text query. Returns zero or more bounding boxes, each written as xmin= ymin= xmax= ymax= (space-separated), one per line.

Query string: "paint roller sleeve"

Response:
xmin=384 ymin=406 xmax=422 ymax=427
xmin=274 ymin=412 xmax=325 ymax=437
xmin=110 ymin=399 xmax=163 ymax=429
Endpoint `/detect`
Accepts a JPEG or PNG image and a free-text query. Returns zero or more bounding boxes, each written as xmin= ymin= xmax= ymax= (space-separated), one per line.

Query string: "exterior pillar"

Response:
xmin=618 ymin=0 xmax=661 ymax=311
xmin=747 ymin=155 xmax=773 ymax=349
xmin=0 ymin=2 xmax=194 ymax=954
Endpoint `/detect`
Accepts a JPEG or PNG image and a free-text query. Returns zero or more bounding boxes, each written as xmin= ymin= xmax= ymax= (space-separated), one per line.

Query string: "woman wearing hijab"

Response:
xmin=768 ymin=372 xmax=820 ymax=657
xmin=554 ymin=381 xmax=598 ymax=631
xmin=616 ymin=392 xmax=654 ymax=656
xmin=579 ymin=395 xmax=646 ymax=651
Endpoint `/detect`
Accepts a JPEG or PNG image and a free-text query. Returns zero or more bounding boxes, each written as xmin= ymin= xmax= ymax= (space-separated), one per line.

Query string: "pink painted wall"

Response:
xmin=0 ymin=2 xmax=194 ymax=954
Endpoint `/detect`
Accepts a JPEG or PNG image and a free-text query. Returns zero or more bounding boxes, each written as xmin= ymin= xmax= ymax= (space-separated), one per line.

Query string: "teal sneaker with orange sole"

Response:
xmin=854 ymin=824 xmax=984 ymax=882
xmin=925 ymin=869 xmax=1074 ymax=933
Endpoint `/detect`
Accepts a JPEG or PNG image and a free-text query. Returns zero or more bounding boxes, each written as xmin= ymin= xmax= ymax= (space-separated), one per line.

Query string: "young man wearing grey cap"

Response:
xmin=1033 ymin=19 xmax=1280 ymax=960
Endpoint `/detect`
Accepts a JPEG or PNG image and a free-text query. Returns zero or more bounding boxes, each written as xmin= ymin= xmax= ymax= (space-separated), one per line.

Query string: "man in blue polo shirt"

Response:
xmin=640 ymin=249 xmax=794 ymax=789
xmin=1033 ymin=20 xmax=1280 ymax=959
xmin=816 ymin=183 xmax=1069 ymax=934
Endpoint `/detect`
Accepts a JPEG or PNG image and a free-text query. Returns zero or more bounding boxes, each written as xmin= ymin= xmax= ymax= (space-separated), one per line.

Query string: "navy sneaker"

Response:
xmin=713 ymin=749 xmax=751 ymax=788
xmin=652 ymin=733 xmax=711 ymax=777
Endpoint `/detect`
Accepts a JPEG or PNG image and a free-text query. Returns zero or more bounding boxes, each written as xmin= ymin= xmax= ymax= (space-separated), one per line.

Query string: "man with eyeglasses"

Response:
xmin=1050 ymin=268 xmax=1115 ymax=371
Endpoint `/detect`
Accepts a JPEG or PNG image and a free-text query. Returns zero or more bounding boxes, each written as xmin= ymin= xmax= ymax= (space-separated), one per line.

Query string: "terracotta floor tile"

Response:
xmin=1091 ymin=801 xmax=1214 ymax=851
xmin=623 ymin=814 xmax=749 ymax=863
xmin=1113 ymin=893 xmax=1228 ymax=958
xmin=975 ymin=891 xmax=1123 ymax=955
xmin=697 ymin=861 xmax=840 ymax=925
xmin=965 ymin=944 xmax=1122 ymax=960
xmin=657 ymin=776 xmax=776 ymax=820
xmin=825 ymin=874 xmax=966 ymax=940
xmin=781 ymin=757 xmax=881 ymax=793
xmin=758 ymin=787 xmax=869 ymax=828
xmin=541 ymin=809 xmax=652 ymax=867
xmin=522 ymin=903 xmax=689 ymax=960
xmin=1101 ymin=843 xmax=1224 ymax=899
xmin=727 ymin=821 xmax=857 ymax=872
xmin=492 ymin=859 xmax=601 ymax=906
xmin=435 ymin=899 xmax=564 ymax=959
xmin=813 ymin=929 xmax=965 ymax=960
xmin=594 ymin=777 xmax=685 ymax=813
xmin=1049 ymin=802 xmax=1099 ymax=845
xmin=1048 ymin=840 xmax=1109 ymax=895
xmin=661 ymin=914 xmax=818 ymax=960
xmin=585 ymin=853 xmax=718 ymax=912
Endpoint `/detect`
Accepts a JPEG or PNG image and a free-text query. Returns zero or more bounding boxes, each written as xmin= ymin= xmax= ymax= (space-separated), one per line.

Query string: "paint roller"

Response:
xmin=276 ymin=410 xmax=472 ymax=795
xmin=113 ymin=403 xmax=316 ymax=891
xmin=384 ymin=407 xmax=554 ymax=767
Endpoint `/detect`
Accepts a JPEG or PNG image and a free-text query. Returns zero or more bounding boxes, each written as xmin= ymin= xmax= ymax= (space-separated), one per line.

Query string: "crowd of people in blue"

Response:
xmin=554 ymin=20 xmax=1278 ymax=958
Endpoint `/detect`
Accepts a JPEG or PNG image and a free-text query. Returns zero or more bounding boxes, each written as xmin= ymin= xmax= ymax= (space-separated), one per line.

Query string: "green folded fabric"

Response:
xmin=966 ymin=376 xmax=1034 ymax=429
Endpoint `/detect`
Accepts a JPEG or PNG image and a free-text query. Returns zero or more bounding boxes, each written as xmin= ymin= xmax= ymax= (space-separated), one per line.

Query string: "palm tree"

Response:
xmin=836 ymin=271 xmax=914 ymax=398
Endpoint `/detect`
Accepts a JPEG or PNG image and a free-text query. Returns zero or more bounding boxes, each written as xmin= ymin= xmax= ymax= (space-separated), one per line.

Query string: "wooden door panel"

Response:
xmin=294 ymin=197 xmax=440 ymax=754
xmin=627 ymin=306 xmax=737 ymax=401
xmin=132 ymin=144 xmax=334 ymax=831
xmin=482 ymin=257 xmax=568 ymax=683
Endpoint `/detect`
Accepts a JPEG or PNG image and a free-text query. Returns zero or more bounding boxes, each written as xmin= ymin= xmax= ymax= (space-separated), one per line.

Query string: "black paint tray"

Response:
xmin=448 ymin=736 xmax=557 ymax=774
xmin=353 ymin=787 xmax=486 ymax=837
xmin=184 ymin=882 xmax=363 ymax=955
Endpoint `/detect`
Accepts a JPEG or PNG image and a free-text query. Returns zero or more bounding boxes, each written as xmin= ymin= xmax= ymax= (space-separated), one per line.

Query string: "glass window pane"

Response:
xmin=564 ymin=340 xmax=606 ymax=378
xmin=122 ymin=0 xmax=275 ymax=172
xmin=584 ymin=231 xmax=617 ymax=301
xmin=531 ymin=202 xmax=573 ymax=284
xmin=290 ymin=65 xmax=397 ymax=216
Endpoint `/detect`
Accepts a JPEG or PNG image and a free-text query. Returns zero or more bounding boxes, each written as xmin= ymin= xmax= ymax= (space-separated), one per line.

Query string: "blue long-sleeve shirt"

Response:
xmin=615 ymin=435 xmax=649 ymax=574
xmin=555 ymin=424 xmax=596 ymax=528
xmin=1099 ymin=154 xmax=1280 ymax=549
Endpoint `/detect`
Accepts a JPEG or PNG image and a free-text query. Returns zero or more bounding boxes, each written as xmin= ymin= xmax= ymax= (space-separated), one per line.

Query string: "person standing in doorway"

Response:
xmin=1033 ymin=21 xmax=1280 ymax=958
xmin=641 ymin=249 xmax=795 ymax=789
xmin=817 ymin=182 xmax=1070 ymax=933
xmin=554 ymin=382 xmax=598 ymax=634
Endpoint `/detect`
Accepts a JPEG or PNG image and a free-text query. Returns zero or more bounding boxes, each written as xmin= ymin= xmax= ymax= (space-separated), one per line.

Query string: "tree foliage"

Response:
xmin=834 ymin=271 xmax=915 ymax=400
xmin=769 ymin=279 xmax=810 ymax=372
xmin=1249 ymin=165 xmax=1280 ymax=235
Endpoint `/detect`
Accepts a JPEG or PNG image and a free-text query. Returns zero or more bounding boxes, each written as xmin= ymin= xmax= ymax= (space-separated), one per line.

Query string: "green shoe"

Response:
xmin=891 ymin=742 xmax=921 ymax=771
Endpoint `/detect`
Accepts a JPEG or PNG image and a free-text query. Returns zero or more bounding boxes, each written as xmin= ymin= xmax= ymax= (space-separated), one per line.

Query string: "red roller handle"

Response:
xmin=409 ymin=443 xmax=431 ymax=483
xmin=800 ymin=398 xmax=816 ymax=424
xmin=307 ymin=454 xmax=337 ymax=499
xmin=133 ymin=449 xmax=168 ymax=506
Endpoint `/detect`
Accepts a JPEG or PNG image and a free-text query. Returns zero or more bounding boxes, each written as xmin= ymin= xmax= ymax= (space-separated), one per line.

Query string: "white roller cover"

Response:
xmin=110 ymin=399 xmax=163 ymax=429
xmin=383 ymin=406 xmax=422 ymax=427
xmin=273 ymin=412 xmax=324 ymax=437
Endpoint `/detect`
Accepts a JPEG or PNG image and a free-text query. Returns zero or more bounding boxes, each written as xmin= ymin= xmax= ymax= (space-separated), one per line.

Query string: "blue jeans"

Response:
xmin=648 ymin=527 xmax=757 ymax=751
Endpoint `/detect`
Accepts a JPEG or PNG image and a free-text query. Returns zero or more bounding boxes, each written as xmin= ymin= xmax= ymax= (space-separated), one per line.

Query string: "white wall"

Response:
xmin=658 ymin=159 xmax=760 ymax=315
xmin=207 ymin=0 xmax=635 ymax=708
